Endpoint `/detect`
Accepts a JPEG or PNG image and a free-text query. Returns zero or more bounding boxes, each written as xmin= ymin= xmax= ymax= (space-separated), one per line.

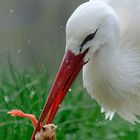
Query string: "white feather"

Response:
xmin=66 ymin=0 xmax=140 ymax=123
xmin=83 ymin=0 xmax=140 ymax=123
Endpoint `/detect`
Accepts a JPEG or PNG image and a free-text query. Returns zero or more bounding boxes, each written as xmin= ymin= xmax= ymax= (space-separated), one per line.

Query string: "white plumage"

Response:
xmin=66 ymin=0 xmax=140 ymax=123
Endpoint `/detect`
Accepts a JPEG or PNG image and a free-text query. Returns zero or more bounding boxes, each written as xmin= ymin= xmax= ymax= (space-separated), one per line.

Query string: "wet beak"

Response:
xmin=31 ymin=49 xmax=88 ymax=140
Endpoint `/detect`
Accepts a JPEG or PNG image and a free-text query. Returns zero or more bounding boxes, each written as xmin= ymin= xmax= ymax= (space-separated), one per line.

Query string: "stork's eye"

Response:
xmin=80 ymin=29 xmax=98 ymax=52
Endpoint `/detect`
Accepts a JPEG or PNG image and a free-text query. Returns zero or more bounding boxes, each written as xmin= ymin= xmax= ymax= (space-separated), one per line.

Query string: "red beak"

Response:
xmin=31 ymin=49 xmax=89 ymax=140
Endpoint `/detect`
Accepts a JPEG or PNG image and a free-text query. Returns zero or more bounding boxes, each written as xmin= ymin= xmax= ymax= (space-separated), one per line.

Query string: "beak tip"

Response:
xmin=32 ymin=49 xmax=89 ymax=139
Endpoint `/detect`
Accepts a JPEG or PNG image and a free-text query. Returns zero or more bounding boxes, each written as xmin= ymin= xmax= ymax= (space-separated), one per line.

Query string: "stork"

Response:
xmin=32 ymin=0 xmax=140 ymax=139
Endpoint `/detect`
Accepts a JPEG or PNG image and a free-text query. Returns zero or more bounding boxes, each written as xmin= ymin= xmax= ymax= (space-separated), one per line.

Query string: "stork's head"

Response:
xmin=66 ymin=1 xmax=120 ymax=58
xmin=32 ymin=1 xmax=120 ymax=139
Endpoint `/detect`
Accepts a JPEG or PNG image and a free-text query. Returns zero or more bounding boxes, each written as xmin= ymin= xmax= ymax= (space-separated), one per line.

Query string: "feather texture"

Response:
xmin=82 ymin=0 xmax=140 ymax=123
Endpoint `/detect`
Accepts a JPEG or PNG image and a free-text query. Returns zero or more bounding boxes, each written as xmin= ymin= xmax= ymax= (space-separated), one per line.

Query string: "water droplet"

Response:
xmin=41 ymin=64 xmax=47 ymax=73
xmin=25 ymin=74 xmax=29 ymax=78
xmin=10 ymin=9 xmax=14 ymax=13
xmin=59 ymin=25 xmax=63 ymax=29
xmin=101 ymin=108 xmax=105 ymax=113
xmin=4 ymin=96 xmax=9 ymax=102
xmin=30 ymin=90 xmax=36 ymax=98
xmin=27 ymin=39 xmax=31 ymax=43
xmin=69 ymin=89 xmax=72 ymax=92
xmin=18 ymin=49 xmax=21 ymax=53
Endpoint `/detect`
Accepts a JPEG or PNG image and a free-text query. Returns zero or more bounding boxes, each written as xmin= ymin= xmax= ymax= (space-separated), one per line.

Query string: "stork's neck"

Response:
xmin=87 ymin=25 xmax=136 ymax=101
xmin=94 ymin=17 xmax=122 ymax=73
xmin=83 ymin=33 xmax=124 ymax=111
xmin=95 ymin=3 xmax=122 ymax=77
xmin=95 ymin=36 xmax=121 ymax=73
xmin=98 ymin=31 xmax=121 ymax=66
xmin=83 ymin=0 xmax=140 ymax=122
xmin=83 ymin=17 xmax=126 ymax=96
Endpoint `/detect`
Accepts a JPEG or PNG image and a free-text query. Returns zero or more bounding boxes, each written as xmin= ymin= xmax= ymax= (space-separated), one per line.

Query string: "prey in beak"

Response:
xmin=7 ymin=110 xmax=57 ymax=140
xmin=32 ymin=49 xmax=89 ymax=140
xmin=35 ymin=124 xmax=57 ymax=140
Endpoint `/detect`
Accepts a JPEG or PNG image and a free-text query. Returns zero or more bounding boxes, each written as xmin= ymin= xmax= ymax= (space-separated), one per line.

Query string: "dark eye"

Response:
xmin=80 ymin=29 xmax=98 ymax=52
xmin=51 ymin=125 xmax=54 ymax=129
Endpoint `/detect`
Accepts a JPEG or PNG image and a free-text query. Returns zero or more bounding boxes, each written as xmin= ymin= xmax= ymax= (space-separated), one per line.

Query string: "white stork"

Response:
xmin=32 ymin=0 xmax=140 ymax=139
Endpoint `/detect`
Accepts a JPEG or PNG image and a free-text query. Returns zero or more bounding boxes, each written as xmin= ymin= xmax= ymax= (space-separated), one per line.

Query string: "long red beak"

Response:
xmin=31 ymin=49 xmax=89 ymax=140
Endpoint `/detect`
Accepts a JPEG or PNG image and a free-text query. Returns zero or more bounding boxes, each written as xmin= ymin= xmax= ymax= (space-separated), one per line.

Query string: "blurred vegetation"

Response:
xmin=0 ymin=0 xmax=87 ymax=74
xmin=0 ymin=65 xmax=140 ymax=140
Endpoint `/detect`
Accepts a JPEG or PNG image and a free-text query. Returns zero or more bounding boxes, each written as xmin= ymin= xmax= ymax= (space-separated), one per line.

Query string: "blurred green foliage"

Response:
xmin=0 ymin=65 xmax=140 ymax=140
xmin=0 ymin=0 xmax=87 ymax=74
